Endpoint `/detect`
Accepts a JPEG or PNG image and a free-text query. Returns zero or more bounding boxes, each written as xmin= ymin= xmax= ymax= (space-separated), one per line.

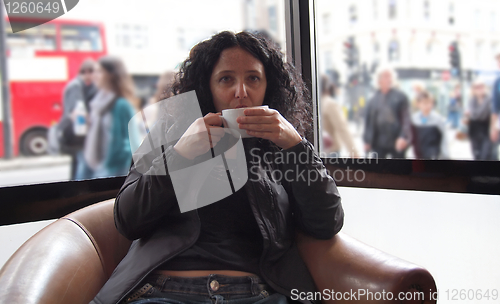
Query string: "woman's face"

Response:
xmin=210 ymin=46 xmax=267 ymax=112
xmin=94 ymin=64 xmax=108 ymax=90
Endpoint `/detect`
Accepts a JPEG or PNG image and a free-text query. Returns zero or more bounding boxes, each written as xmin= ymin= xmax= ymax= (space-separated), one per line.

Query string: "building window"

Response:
xmin=115 ymin=23 xmax=148 ymax=49
xmin=448 ymin=2 xmax=455 ymax=25
xmin=349 ymin=4 xmax=358 ymax=25
xmin=492 ymin=43 xmax=499 ymax=64
xmin=323 ymin=13 xmax=331 ymax=34
xmin=373 ymin=0 xmax=378 ymax=20
xmin=426 ymin=40 xmax=433 ymax=55
xmin=475 ymin=42 xmax=483 ymax=66
xmin=423 ymin=0 xmax=430 ymax=21
xmin=475 ymin=10 xmax=481 ymax=30
xmin=388 ymin=39 xmax=400 ymax=61
xmin=373 ymin=40 xmax=380 ymax=63
xmin=245 ymin=0 xmax=257 ymax=30
xmin=268 ymin=6 xmax=277 ymax=32
xmin=389 ymin=0 xmax=397 ymax=20
xmin=324 ymin=50 xmax=333 ymax=70
xmin=491 ymin=12 xmax=497 ymax=32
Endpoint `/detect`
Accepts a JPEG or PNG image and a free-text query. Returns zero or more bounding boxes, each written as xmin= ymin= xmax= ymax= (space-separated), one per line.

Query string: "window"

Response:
xmin=426 ymin=40 xmax=433 ymax=55
xmin=373 ymin=0 xmax=378 ymax=20
xmin=373 ymin=40 xmax=380 ymax=62
xmin=114 ymin=23 xmax=148 ymax=50
xmin=349 ymin=4 xmax=358 ymax=25
xmin=268 ymin=5 xmax=278 ymax=32
xmin=389 ymin=0 xmax=397 ymax=19
xmin=475 ymin=41 xmax=484 ymax=67
xmin=323 ymin=13 xmax=331 ymax=34
xmin=448 ymin=2 xmax=455 ymax=25
xmin=61 ymin=25 xmax=103 ymax=52
xmin=491 ymin=12 xmax=497 ymax=32
xmin=6 ymin=23 xmax=56 ymax=52
xmin=423 ymin=0 xmax=430 ymax=21
xmin=388 ymin=39 xmax=400 ymax=61
xmin=244 ymin=0 xmax=257 ymax=29
xmin=0 ymin=0 xmax=287 ymax=188
xmin=474 ymin=9 xmax=481 ymax=30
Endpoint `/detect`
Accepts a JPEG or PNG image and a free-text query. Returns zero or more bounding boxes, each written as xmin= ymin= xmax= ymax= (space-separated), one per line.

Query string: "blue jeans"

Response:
xmin=448 ymin=111 xmax=461 ymax=129
xmin=75 ymin=151 xmax=94 ymax=180
xmin=124 ymin=273 xmax=289 ymax=304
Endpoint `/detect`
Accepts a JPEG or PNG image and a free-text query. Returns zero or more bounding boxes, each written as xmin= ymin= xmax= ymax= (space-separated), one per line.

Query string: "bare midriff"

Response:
xmin=153 ymin=270 xmax=256 ymax=277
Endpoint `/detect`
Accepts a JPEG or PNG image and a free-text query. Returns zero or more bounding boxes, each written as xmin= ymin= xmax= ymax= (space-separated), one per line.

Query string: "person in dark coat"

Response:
xmin=411 ymin=91 xmax=449 ymax=159
xmin=61 ymin=59 xmax=97 ymax=179
xmin=363 ymin=66 xmax=412 ymax=159
xmin=464 ymin=79 xmax=497 ymax=160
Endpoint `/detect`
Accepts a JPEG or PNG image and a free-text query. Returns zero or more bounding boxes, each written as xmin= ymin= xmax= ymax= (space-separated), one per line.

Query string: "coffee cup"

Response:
xmin=221 ymin=105 xmax=269 ymax=138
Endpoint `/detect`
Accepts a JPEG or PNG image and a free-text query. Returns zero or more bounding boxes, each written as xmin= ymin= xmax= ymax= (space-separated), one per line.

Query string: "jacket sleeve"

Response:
xmin=280 ymin=138 xmax=344 ymax=240
xmin=62 ymin=79 xmax=84 ymax=118
xmin=114 ymin=120 xmax=196 ymax=240
xmin=493 ymin=78 xmax=500 ymax=115
xmin=398 ymin=92 xmax=413 ymax=143
xmin=363 ymin=99 xmax=375 ymax=145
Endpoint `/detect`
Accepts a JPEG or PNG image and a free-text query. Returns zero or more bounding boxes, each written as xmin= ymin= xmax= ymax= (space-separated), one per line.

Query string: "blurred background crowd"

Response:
xmin=1 ymin=0 xmax=500 ymax=186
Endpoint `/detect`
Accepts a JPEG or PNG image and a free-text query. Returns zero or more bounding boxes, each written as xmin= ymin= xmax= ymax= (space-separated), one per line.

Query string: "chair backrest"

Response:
xmin=0 ymin=199 xmax=131 ymax=304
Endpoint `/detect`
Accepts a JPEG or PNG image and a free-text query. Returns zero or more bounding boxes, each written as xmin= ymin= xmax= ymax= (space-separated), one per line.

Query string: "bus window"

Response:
xmin=6 ymin=22 xmax=56 ymax=52
xmin=61 ymin=25 xmax=103 ymax=52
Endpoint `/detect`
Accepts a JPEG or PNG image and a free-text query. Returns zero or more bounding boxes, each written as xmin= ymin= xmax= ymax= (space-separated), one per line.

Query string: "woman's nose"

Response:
xmin=235 ymin=81 xmax=248 ymax=99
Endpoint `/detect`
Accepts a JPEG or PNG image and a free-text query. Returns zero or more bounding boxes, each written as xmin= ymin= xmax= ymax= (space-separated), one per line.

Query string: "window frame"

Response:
xmin=1 ymin=0 xmax=499 ymax=227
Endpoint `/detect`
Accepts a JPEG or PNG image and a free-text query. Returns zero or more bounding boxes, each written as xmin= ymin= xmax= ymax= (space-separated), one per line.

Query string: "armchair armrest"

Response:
xmin=0 ymin=199 xmax=131 ymax=304
xmin=296 ymin=232 xmax=437 ymax=304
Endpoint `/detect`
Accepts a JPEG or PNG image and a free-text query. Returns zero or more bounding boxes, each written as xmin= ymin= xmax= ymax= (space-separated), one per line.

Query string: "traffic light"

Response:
xmin=344 ymin=36 xmax=359 ymax=68
xmin=449 ymin=41 xmax=461 ymax=71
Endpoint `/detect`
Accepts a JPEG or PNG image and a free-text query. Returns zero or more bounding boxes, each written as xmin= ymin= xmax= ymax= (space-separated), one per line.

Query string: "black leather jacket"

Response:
xmin=90 ymin=131 xmax=344 ymax=304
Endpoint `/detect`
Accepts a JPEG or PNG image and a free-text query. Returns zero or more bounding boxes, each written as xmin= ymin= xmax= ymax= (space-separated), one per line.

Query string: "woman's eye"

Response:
xmin=249 ymin=76 xmax=260 ymax=82
xmin=220 ymin=76 xmax=231 ymax=82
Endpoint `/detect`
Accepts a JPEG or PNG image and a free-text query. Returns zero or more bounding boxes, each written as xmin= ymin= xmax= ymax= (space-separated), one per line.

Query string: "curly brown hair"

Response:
xmin=171 ymin=31 xmax=312 ymax=140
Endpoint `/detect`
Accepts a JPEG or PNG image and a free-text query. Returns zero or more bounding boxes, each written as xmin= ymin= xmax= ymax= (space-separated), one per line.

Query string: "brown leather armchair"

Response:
xmin=0 ymin=199 xmax=436 ymax=304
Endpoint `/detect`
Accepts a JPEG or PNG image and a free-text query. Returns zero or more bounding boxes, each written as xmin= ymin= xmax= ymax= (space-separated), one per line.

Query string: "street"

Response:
xmin=0 ymin=155 xmax=71 ymax=187
xmin=344 ymin=121 xmax=475 ymax=160
xmin=0 ymin=127 xmax=478 ymax=188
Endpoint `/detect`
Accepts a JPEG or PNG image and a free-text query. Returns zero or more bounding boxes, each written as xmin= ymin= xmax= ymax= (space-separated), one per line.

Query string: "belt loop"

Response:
xmin=250 ymin=276 xmax=259 ymax=295
xmin=155 ymin=274 xmax=169 ymax=291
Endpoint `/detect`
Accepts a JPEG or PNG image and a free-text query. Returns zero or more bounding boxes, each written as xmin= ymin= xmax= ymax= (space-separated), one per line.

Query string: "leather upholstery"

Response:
xmin=0 ymin=199 xmax=436 ymax=304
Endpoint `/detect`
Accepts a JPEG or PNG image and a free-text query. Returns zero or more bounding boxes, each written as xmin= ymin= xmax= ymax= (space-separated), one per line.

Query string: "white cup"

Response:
xmin=221 ymin=105 xmax=269 ymax=138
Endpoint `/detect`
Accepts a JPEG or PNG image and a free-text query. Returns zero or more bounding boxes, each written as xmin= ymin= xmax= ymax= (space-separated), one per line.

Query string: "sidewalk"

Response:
xmin=0 ymin=155 xmax=71 ymax=172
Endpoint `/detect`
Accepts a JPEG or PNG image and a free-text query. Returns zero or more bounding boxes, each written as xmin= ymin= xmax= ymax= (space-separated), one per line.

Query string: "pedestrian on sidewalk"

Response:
xmin=411 ymin=91 xmax=449 ymax=159
xmin=464 ymin=78 xmax=497 ymax=161
xmin=77 ymin=56 xmax=138 ymax=179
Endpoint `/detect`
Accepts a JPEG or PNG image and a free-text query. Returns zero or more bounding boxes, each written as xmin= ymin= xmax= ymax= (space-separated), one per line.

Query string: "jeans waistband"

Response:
xmin=141 ymin=272 xmax=270 ymax=298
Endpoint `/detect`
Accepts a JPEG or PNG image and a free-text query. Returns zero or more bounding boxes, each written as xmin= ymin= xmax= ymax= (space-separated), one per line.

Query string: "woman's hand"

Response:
xmin=237 ymin=107 xmax=302 ymax=150
xmin=174 ymin=113 xmax=224 ymax=160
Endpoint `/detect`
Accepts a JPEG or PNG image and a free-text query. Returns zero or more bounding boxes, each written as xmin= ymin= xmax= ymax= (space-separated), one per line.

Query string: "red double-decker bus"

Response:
xmin=1 ymin=17 xmax=107 ymax=157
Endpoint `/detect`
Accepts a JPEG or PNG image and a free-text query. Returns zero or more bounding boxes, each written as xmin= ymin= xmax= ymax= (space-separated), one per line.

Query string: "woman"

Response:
xmin=320 ymin=74 xmax=359 ymax=157
xmin=464 ymin=79 xmax=496 ymax=160
xmin=91 ymin=31 xmax=344 ymax=304
xmin=77 ymin=56 xmax=138 ymax=179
